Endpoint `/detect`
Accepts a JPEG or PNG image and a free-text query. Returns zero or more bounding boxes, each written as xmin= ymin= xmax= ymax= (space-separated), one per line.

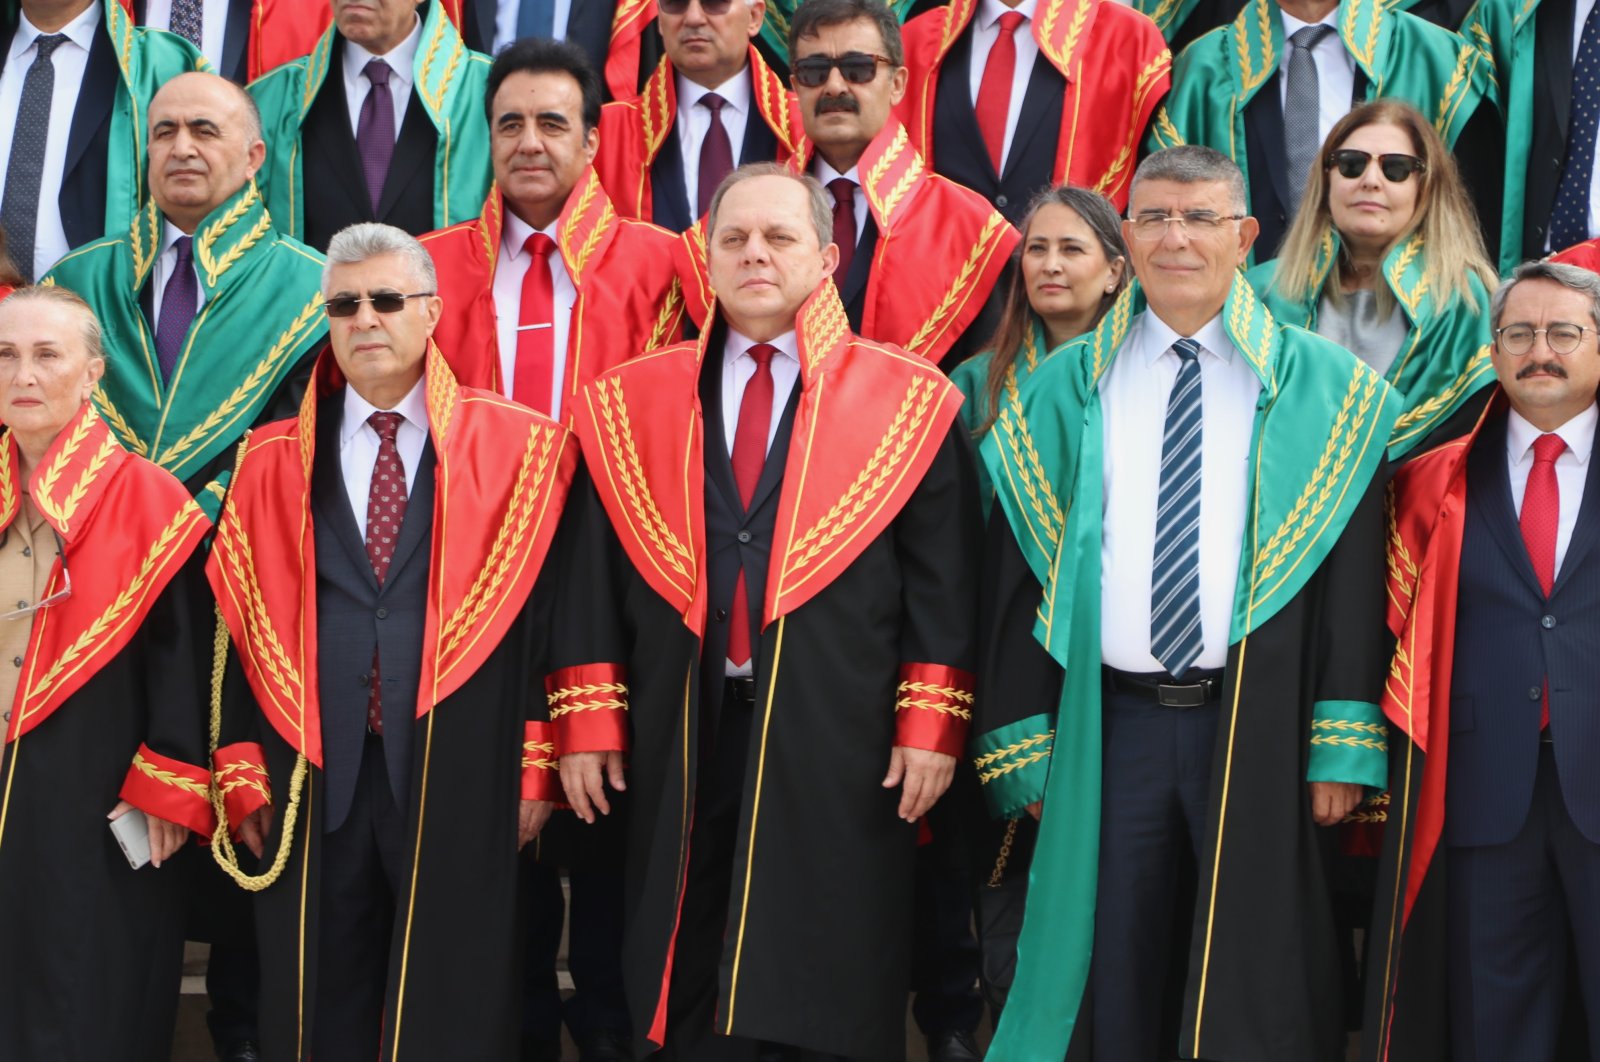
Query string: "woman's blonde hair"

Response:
xmin=1271 ymin=99 xmax=1497 ymax=313
xmin=0 ymin=285 xmax=106 ymax=361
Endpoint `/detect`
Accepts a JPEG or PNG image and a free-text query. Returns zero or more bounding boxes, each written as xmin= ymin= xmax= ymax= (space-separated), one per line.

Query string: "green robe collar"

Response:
xmin=1255 ymin=230 xmax=1493 ymax=458
xmin=46 ymin=182 xmax=329 ymax=492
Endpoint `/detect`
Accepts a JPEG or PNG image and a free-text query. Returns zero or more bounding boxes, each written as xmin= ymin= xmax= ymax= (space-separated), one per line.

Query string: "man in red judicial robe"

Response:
xmin=593 ymin=0 xmax=808 ymax=232
xmin=421 ymin=37 xmax=683 ymax=422
xmin=675 ymin=0 xmax=1017 ymax=368
xmin=895 ymin=0 xmax=1171 ymax=224
xmin=552 ymin=163 xmax=981 ymax=1058
xmin=1368 ymin=260 xmax=1600 ymax=1060
xmin=206 ymin=222 xmax=578 ymax=1062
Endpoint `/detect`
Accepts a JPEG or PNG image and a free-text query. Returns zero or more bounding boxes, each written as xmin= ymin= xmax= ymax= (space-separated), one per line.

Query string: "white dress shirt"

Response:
xmin=1277 ymin=8 xmax=1355 ymax=156
xmin=811 ymin=157 xmax=868 ymax=252
xmin=965 ymin=0 xmax=1040 ymax=174
xmin=493 ymin=0 xmax=574 ymax=54
xmin=0 ymin=3 xmax=99 ymax=281
xmin=340 ymin=378 xmax=430 ymax=538
xmin=342 ymin=16 xmax=422 ymax=140
xmin=1507 ymin=402 xmax=1598 ymax=578
xmin=151 ymin=219 xmax=209 ymax=332
xmin=1098 ymin=311 xmax=1262 ymax=673
xmin=492 ymin=210 xmax=577 ymax=418
xmin=675 ymin=68 xmax=752 ymax=222
xmin=144 ymin=0 xmax=229 ymax=71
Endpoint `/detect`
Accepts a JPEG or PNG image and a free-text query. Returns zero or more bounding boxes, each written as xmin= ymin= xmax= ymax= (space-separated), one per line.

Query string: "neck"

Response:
xmin=1277 ymin=0 xmax=1339 ymax=22
xmin=163 ymin=209 xmax=202 ymax=237
xmin=682 ymin=58 xmax=748 ymax=94
xmin=1146 ymin=299 xmax=1224 ymax=342
xmin=24 ymin=0 xmax=92 ymax=32
xmin=350 ymin=372 xmax=422 ymax=413
xmin=817 ymin=144 xmax=866 ymax=177
xmin=1340 ymin=239 xmax=1386 ymax=290
xmin=510 ymin=198 xmax=562 ymax=234
xmin=1041 ymin=309 xmax=1097 ymax=350
xmin=725 ymin=314 xmax=795 ymax=346
xmin=361 ymin=14 xmax=417 ymax=58
xmin=1518 ymin=401 xmax=1592 ymax=434
xmin=14 ymin=431 xmax=52 ymax=484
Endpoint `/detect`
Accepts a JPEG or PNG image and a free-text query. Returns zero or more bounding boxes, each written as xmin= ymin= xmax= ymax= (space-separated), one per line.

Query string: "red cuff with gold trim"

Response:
xmin=522 ymin=720 xmax=561 ymax=801
xmin=120 ymin=744 xmax=215 ymax=837
xmin=547 ymin=663 xmax=630 ymax=754
xmin=894 ymin=663 xmax=976 ymax=759
xmin=212 ymin=742 xmax=272 ymax=833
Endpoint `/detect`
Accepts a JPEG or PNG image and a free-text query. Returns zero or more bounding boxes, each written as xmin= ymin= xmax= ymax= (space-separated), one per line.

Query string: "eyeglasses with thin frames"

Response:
xmin=323 ymin=292 xmax=434 ymax=318
xmin=1128 ymin=211 xmax=1246 ymax=241
xmin=1494 ymin=323 xmax=1596 ymax=357
xmin=0 ymin=531 xmax=70 ymax=622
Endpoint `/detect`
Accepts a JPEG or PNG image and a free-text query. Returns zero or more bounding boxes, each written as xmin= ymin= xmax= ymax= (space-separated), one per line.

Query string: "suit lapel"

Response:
xmin=1244 ymin=84 xmax=1292 ymax=228
xmin=376 ymin=91 xmax=435 ymax=221
xmin=311 ymin=62 xmax=373 ymax=222
xmin=1468 ymin=415 xmax=1546 ymax=601
xmin=567 ymin=0 xmax=617 ymax=76
xmin=1551 ymin=434 xmax=1600 ymax=595
xmin=651 ymin=123 xmax=692 ymax=232
xmin=744 ymin=379 xmax=800 ymax=517
xmin=838 ymin=214 xmax=878 ymax=318
xmin=312 ymin=398 xmax=383 ymax=593
xmin=1540 ymin=0 xmax=1575 ymax=140
xmin=698 ymin=337 xmax=741 ymax=514
xmin=64 ymin=24 xmax=117 ymax=189
xmin=220 ymin=0 xmax=253 ymax=82
xmin=1001 ymin=52 xmax=1058 ymax=183
xmin=383 ymin=440 xmax=437 ymax=584
xmin=943 ymin=28 xmax=997 ymax=184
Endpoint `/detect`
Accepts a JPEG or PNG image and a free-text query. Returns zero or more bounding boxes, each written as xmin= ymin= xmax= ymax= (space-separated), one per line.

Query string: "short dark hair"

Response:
xmin=788 ymin=0 xmax=904 ymax=67
xmin=485 ymin=37 xmax=602 ymax=133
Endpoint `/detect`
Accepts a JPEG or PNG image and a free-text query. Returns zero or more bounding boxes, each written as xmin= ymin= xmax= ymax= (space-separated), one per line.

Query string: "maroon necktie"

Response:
xmin=697 ymin=92 xmax=733 ymax=219
xmin=154 ymin=235 xmax=196 ymax=383
xmin=364 ymin=411 xmax=409 ymax=734
xmin=726 ymin=344 xmax=777 ymax=668
xmin=357 ymin=59 xmax=396 ymax=212
xmin=513 ymin=233 xmax=558 ymax=414
xmin=829 ymin=178 xmax=856 ymax=283
xmin=974 ymin=11 xmax=1025 ymax=174
xmin=1520 ymin=432 xmax=1565 ymax=729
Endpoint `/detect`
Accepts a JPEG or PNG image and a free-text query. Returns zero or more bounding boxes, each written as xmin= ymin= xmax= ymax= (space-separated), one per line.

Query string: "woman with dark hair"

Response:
xmin=1250 ymin=98 xmax=1499 ymax=460
xmin=953 ymin=186 xmax=1128 ymax=501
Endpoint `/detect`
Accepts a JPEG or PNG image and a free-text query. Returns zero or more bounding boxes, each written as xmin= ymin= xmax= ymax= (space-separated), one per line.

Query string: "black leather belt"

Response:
xmin=724 ymin=676 xmax=758 ymax=705
xmin=1103 ymin=667 xmax=1225 ymax=708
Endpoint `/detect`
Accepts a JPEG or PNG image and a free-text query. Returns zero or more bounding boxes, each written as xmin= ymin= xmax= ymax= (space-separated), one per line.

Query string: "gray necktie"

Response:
xmin=2 ymin=33 xmax=68 ymax=283
xmin=1283 ymin=24 xmax=1335 ymax=218
xmin=170 ymin=0 xmax=203 ymax=48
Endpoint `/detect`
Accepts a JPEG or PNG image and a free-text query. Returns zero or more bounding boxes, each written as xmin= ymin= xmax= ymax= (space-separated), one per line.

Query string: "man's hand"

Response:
xmin=108 ymin=800 xmax=190 ymax=868
xmin=561 ymin=750 xmax=626 ymax=824
xmin=518 ymin=799 xmax=556 ymax=848
xmin=238 ymin=805 xmax=274 ymax=859
xmin=882 ymin=746 xmax=957 ymax=821
xmin=1310 ymin=781 xmax=1364 ymax=826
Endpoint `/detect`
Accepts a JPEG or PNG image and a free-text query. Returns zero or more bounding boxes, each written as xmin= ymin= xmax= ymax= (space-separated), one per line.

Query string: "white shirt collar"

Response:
xmin=676 ymin=65 xmax=752 ymax=116
xmin=1140 ymin=309 xmax=1237 ymax=368
xmin=342 ymin=15 xmax=422 ymax=87
xmin=341 ymin=375 xmax=430 ymax=448
xmin=10 ymin=1 xmax=100 ymax=60
xmin=1507 ymin=401 xmax=1599 ymax=467
xmin=725 ymin=327 xmax=800 ymax=367
xmin=813 ymin=157 xmax=861 ymax=189
xmin=501 ymin=209 xmax=564 ymax=265
xmin=160 ymin=218 xmax=193 ymax=258
xmin=1280 ymin=5 xmax=1341 ymax=39
xmin=978 ymin=0 xmax=1038 ymax=29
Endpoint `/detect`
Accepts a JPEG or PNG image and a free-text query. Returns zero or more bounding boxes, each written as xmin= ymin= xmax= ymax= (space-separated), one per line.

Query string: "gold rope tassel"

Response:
xmin=986 ymin=818 xmax=1019 ymax=889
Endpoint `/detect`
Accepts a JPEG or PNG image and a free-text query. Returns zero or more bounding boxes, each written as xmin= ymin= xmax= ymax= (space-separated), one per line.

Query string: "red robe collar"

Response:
xmin=604 ymin=0 xmax=659 ymax=100
xmin=3 ymin=405 xmax=208 ymax=741
xmin=570 ymin=280 xmax=963 ymax=637
xmin=206 ymin=347 xmax=578 ymax=767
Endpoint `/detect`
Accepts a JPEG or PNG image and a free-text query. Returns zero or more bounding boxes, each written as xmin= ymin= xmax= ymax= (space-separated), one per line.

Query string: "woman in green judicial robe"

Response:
xmin=1249 ymin=99 xmax=1500 ymax=461
xmin=0 ymin=287 xmax=212 ymax=1061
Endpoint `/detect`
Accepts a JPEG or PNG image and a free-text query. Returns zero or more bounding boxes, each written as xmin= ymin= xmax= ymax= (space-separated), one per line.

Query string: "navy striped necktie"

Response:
xmin=1151 ymin=338 xmax=1205 ymax=678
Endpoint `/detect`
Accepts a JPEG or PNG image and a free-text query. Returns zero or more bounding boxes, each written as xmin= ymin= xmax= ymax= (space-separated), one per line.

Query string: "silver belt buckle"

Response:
xmin=1156 ymin=681 xmax=1208 ymax=708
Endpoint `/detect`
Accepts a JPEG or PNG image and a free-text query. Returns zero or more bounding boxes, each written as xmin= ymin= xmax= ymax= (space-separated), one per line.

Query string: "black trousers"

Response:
xmin=1448 ymin=743 xmax=1600 ymax=1061
xmin=312 ymin=734 xmax=408 ymax=1061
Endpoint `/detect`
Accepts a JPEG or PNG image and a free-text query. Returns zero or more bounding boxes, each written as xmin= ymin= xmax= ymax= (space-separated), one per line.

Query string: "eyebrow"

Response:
xmin=496 ymin=109 xmax=572 ymax=127
xmin=153 ymin=117 xmax=222 ymax=133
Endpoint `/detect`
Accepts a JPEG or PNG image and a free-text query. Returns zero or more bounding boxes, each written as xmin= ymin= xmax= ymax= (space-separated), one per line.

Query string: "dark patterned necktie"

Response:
xmin=1284 ymin=24 xmax=1335 ymax=218
xmin=154 ymin=236 xmax=197 ymax=383
xmin=170 ymin=0 xmax=203 ymax=47
xmin=357 ymin=60 xmax=396 ymax=213
xmin=364 ymin=411 xmax=409 ymax=734
xmin=1151 ymin=339 xmax=1204 ymax=678
xmin=1551 ymin=2 xmax=1600 ymax=250
xmin=829 ymin=178 xmax=856 ymax=283
xmin=1 ymin=34 xmax=68 ymax=283
xmin=697 ymin=93 xmax=733 ymax=220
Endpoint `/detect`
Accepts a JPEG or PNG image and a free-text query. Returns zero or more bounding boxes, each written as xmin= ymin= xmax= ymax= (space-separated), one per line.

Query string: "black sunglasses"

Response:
xmin=323 ymin=292 xmax=434 ymax=318
xmin=791 ymin=52 xmax=894 ymax=88
xmin=1327 ymin=149 xmax=1427 ymax=183
xmin=658 ymin=0 xmax=736 ymax=13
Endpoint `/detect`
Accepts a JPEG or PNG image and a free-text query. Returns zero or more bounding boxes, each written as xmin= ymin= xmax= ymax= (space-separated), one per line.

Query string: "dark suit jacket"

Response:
xmin=132 ymin=0 xmax=251 ymax=81
xmin=462 ymin=0 xmax=615 ymax=82
xmin=311 ymin=395 xmax=437 ymax=832
xmin=1526 ymin=0 xmax=1576 ymax=257
xmin=928 ymin=24 xmax=1066 ymax=226
xmin=1448 ymin=412 xmax=1600 ymax=847
xmin=650 ymin=105 xmax=779 ymax=233
xmin=300 ymin=39 xmax=438 ymax=251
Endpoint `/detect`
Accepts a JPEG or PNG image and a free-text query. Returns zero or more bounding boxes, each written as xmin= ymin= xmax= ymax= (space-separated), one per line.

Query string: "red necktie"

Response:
xmin=697 ymin=93 xmax=733 ymax=220
xmin=829 ymin=178 xmax=856 ymax=284
xmin=1520 ymin=432 xmax=1566 ymax=729
xmin=514 ymin=233 xmax=558 ymax=415
xmin=726 ymin=344 xmax=777 ymax=668
xmin=364 ymin=411 xmax=410 ymax=734
xmin=974 ymin=11 xmax=1026 ymax=175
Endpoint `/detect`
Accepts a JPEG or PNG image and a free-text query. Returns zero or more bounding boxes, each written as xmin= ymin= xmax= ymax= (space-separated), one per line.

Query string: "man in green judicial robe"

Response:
xmin=976 ymin=145 xmax=1399 ymax=1061
xmin=47 ymin=71 xmax=328 ymax=519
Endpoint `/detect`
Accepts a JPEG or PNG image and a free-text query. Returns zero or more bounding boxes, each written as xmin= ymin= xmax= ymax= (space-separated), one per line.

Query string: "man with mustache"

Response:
xmin=417 ymin=39 xmax=681 ymax=1060
xmin=592 ymin=0 xmax=806 ymax=233
xmin=248 ymin=0 xmax=493 ymax=251
xmin=1368 ymin=260 xmax=1600 ymax=1060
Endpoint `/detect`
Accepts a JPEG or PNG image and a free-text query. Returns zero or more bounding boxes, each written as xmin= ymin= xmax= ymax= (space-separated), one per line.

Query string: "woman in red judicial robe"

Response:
xmin=0 ymin=286 xmax=213 ymax=1061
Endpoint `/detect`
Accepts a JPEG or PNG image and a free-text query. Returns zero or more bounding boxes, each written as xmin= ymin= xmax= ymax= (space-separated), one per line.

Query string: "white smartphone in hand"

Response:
xmin=109 ymin=808 xmax=151 ymax=870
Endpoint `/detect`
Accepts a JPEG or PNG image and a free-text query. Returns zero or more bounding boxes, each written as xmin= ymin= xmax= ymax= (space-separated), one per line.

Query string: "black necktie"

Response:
xmin=1 ymin=34 xmax=69 ymax=283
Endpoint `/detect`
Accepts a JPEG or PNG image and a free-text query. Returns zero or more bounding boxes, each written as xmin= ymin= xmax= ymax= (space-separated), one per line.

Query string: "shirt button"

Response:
xmin=14 ymin=601 xmax=25 ymax=611
xmin=737 ymin=530 xmax=752 ymax=544
xmin=1542 ymin=615 xmax=1557 ymax=629
xmin=10 ymin=657 xmax=18 ymax=668
xmin=715 ymin=608 xmax=728 ymax=621
xmin=358 ymin=673 xmax=370 ymax=687
xmin=995 ymin=193 xmax=1009 ymax=209
xmin=3 ymin=711 xmax=10 ymax=721
xmin=376 ymin=607 xmax=388 ymax=619
xmin=20 ymin=547 xmax=30 ymax=557
xmin=1529 ymin=686 xmax=1543 ymax=701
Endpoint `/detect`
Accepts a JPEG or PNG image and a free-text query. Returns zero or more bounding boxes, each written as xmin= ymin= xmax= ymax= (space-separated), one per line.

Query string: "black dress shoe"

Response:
xmin=927 ymin=1030 xmax=983 ymax=1062
xmin=576 ymin=1029 xmax=633 ymax=1062
xmin=218 ymin=1041 xmax=261 ymax=1062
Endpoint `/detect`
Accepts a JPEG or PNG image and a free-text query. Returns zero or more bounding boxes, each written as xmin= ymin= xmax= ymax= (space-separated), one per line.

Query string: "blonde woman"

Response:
xmin=1250 ymin=99 xmax=1500 ymax=459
